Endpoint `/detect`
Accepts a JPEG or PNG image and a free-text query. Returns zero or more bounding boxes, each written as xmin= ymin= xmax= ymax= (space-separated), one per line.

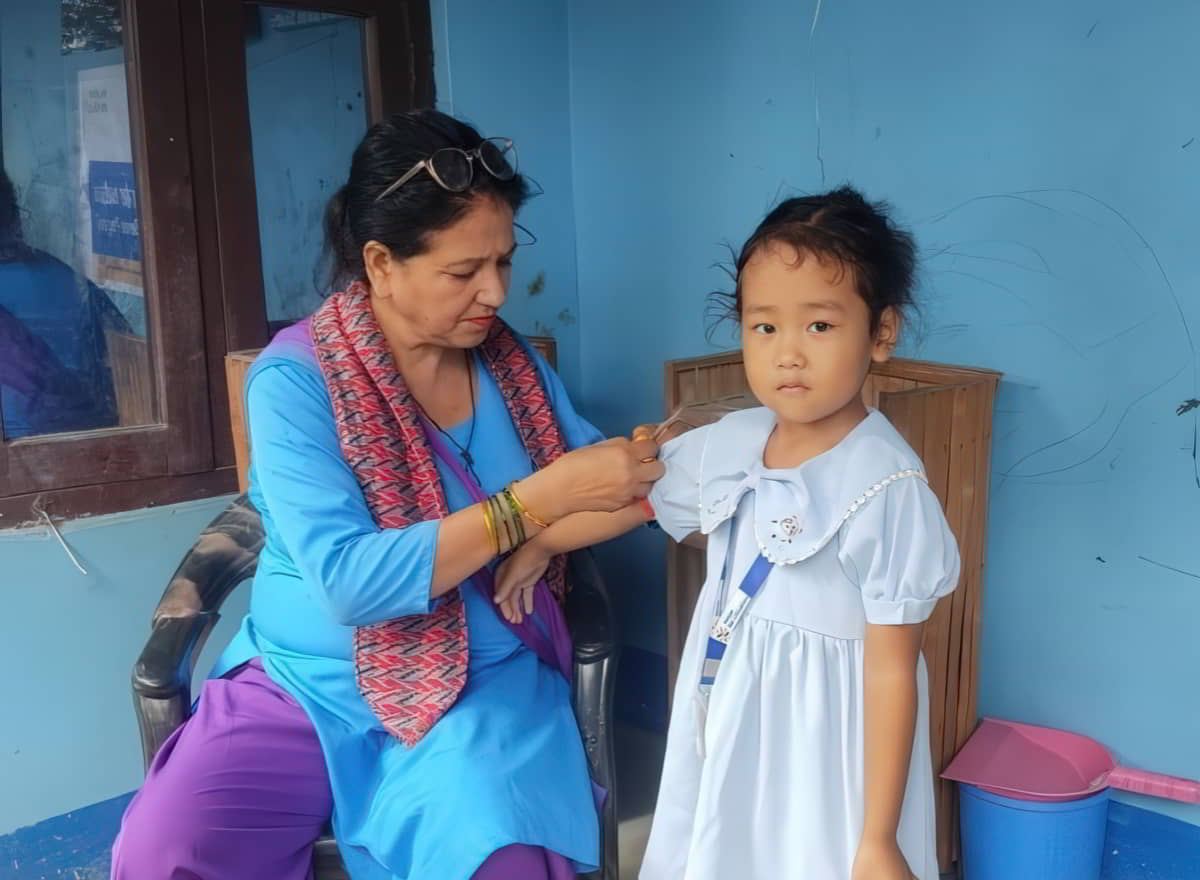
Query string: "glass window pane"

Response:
xmin=0 ymin=0 xmax=154 ymax=440
xmin=245 ymin=6 xmax=368 ymax=330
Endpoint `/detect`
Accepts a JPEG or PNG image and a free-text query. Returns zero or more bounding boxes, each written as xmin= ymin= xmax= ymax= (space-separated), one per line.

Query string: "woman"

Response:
xmin=111 ymin=110 xmax=663 ymax=879
xmin=0 ymin=167 xmax=128 ymax=438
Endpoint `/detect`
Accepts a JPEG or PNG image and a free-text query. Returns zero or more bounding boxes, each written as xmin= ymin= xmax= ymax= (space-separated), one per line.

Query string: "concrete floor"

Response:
xmin=615 ymin=725 xmax=666 ymax=877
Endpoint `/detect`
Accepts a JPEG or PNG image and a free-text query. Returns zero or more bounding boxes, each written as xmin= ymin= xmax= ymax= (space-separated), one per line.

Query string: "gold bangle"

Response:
xmin=481 ymin=495 xmax=499 ymax=555
xmin=488 ymin=495 xmax=508 ymax=554
xmin=506 ymin=482 xmax=550 ymax=529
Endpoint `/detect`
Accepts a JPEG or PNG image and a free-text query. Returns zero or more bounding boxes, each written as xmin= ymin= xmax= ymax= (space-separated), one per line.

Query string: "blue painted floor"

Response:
xmin=0 ymin=792 xmax=131 ymax=880
xmin=2 ymin=762 xmax=1197 ymax=879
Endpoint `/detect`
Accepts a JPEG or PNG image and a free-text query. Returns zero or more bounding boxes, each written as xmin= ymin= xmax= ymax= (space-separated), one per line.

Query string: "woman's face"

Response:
xmin=365 ymin=194 xmax=516 ymax=349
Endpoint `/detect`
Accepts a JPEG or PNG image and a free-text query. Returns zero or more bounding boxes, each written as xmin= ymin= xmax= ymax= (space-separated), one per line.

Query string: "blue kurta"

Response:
xmin=0 ymin=255 xmax=122 ymax=438
xmin=214 ymin=333 xmax=604 ymax=879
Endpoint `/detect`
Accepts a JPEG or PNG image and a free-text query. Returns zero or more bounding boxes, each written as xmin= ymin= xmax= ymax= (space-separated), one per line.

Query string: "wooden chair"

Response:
xmin=104 ymin=329 xmax=154 ymax=426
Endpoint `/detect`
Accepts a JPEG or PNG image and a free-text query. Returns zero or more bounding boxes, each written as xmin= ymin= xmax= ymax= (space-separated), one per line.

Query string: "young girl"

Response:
xmin=494 ymin=186 xmax=960 ymax=880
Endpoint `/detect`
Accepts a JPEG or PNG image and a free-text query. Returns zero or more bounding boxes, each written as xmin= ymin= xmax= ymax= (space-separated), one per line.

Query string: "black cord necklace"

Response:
xmin=418 ymin=350 xmax=479 ymax=479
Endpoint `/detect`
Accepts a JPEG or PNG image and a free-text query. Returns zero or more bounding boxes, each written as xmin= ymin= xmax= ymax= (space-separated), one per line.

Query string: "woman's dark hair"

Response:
xmin=711 ymin=185 xmax=916 ymax=334
xmin=0 ymin=168 xmax=30 ymax=263
xmin=322 ymin=109 xmax=530 ymax=290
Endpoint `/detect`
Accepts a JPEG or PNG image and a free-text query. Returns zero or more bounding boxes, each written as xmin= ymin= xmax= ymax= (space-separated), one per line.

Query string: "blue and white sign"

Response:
xmin=88 ymin=160 xmax=139 ymax=262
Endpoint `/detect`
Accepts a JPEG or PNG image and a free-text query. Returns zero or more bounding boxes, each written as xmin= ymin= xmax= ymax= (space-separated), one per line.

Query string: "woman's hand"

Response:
xmin=561 ymin=436 xmax=664 ymax=512
xmin=851 ymin=839 xmax=918 ymax=880
xmin=494 ymin=543 xmax=552 ymax=623
xmin=516 ymin=436 xmax=664 ymax=522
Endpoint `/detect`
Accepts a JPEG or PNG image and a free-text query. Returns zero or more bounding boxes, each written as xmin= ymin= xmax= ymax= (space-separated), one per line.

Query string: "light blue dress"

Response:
xmin=214 ymin=331 xmax=604 ymax=880
xmin=640 ymin=408 xmax=960 ymax=880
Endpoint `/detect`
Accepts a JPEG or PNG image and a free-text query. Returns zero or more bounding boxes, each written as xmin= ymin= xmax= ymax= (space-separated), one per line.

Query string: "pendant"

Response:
xmin=462 ymin=450 xmax=474 ymax=467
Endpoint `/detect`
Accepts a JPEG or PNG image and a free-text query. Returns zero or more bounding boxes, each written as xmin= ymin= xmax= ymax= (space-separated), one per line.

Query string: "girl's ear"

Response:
xmin=872 ymin=307 xmax=900 ymax=363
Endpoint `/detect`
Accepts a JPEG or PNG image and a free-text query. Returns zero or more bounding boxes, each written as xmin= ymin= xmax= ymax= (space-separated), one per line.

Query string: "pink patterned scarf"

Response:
xmin=310 ymin=282 xmax=569 ymax=746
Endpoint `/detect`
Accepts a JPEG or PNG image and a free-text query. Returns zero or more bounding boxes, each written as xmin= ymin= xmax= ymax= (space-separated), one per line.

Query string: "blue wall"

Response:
xmin=0 ymin=497 xmax=243 ymax=835
xmin=432 ymin=0 xmax=583 ymax=391
xmin=244 ymin=8 xmax=368 ymax=324
xmin=243 ymin=1 xmax=583 ymax=383
xmin=567 ymin=0 xmax=1200 ymax=827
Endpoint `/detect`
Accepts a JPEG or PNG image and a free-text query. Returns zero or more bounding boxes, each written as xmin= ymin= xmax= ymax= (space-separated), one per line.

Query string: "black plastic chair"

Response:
xmin=130 ymin=493 xmax=620 ymax=879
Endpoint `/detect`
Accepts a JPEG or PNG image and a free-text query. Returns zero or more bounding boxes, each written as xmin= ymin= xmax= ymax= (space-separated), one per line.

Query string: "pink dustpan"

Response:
xmin=942 ymin=718 xmax=1200 ymax=804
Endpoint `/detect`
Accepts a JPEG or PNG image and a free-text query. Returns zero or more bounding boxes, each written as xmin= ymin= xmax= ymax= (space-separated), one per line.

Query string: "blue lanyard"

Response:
xmin=699 ymin=530 xmax=774 ymax=692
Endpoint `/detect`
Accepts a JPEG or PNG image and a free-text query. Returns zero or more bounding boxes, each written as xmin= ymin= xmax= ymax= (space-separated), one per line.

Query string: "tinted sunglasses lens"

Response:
xmin=479 ymin=138 xmax=516 ymax=180
xmin=429 ymin=149 xmax=472 ymax=191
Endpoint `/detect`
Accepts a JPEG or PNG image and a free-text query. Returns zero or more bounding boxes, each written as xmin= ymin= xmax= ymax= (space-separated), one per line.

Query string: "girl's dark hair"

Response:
xmin=711 ymin=185 xmax=916 ymax=333
xmin=322 ymin=109 xmax=530 ymax=290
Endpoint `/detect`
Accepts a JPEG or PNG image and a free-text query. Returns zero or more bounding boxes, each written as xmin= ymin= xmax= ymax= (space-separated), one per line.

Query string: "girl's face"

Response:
xmin=364 ymin=195 xmax=516 ymax=350
xmin=740 ymin=242 xmax=897 ymax=432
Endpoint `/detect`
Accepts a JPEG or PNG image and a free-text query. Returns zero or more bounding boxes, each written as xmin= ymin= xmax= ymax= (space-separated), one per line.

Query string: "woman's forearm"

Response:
xmin=860 ymin=622 xmax=925 ymax=843
xmin=529 ymin=503 xmax=651 ymax=557
xmin=429 ymin=436 xmax=662 ymax=597
xmin=429 ymin=485 xmax=553 ymax=596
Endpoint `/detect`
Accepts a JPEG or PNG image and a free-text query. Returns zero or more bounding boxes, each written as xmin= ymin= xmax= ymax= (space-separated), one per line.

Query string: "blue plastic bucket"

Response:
xmin=959 ymin=784 xmax=1110 ymax=880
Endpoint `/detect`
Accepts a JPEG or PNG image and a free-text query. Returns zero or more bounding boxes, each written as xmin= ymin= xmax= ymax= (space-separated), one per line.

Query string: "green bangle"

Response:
xmin=491 ymin=493 xmax=519 ymax=553
xmin=501 ymin=488 xmax=528 ymax=546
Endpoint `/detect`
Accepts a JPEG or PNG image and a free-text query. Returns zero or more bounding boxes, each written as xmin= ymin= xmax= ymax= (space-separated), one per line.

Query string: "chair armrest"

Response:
xmin=153 ymin=494 xmax=263 ymax=618
xmin=566 ymin=548 xmax=619 ymax=880
xmin=132 ymin=611 xmax=220 ymax=700
xmin=566 ymin=549 xmax=618 ymax=664
xmin=131 ymin=611 xmax=219 ymax=770
xmin=131 ymin=495 xmax=263 ymax=769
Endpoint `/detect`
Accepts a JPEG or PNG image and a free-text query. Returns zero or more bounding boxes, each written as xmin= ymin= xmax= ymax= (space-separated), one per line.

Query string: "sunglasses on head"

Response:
xmin=375 ymin=137 xmax=517 ymax=202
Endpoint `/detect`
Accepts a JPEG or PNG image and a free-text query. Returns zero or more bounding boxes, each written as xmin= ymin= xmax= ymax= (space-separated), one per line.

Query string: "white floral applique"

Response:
xmin=770 ymin=515 xmax=803 ymax=544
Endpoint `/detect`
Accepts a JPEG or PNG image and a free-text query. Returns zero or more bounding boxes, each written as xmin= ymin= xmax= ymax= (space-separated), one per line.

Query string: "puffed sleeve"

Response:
xmin=836 ymin=476 xmax=961 ymax=625
xmin=648 ymin=425 xmax=711 ymax=543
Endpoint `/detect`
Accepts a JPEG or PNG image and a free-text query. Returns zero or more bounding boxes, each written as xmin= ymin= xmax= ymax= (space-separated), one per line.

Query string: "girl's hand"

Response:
xmin=494 ymin=543 xmax=552 ymax=623
xmin=851 ymin=839 xmax=918 ymax=880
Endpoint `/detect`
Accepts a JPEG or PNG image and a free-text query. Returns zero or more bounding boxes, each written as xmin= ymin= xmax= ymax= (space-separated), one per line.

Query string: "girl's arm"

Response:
xmin=853 ymin=621 xmax=925 ymax=880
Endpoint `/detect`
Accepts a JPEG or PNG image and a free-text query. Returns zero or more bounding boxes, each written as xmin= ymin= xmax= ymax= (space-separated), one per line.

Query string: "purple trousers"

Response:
xmin=111 ymin=660 xmax=575 ymax=879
